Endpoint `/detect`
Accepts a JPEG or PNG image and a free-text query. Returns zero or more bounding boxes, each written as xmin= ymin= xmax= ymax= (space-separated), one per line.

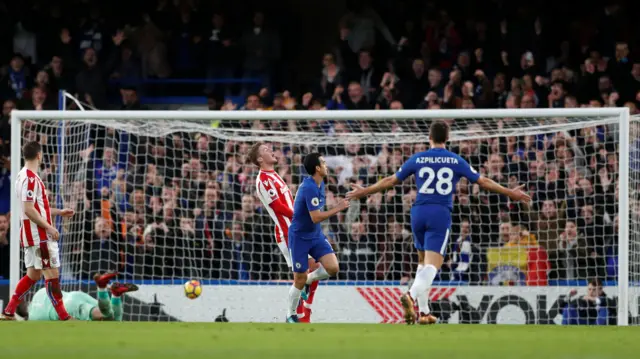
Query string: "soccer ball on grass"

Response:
xmin=184 ymin=280 xmax=202 ymax=299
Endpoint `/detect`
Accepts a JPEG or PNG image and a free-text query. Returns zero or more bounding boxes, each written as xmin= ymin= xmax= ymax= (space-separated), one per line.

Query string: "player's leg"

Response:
xmin=277 ymin=236 xmax=308 ymax=318
xmin=408 ymin=211 xmax=450 ymax=325
xmin=1 ymin=247 xmax=42 ymax=319
xmin=110 ymin=282 xmax=138 ymax=321
xmin=299 ymin=257 xmax=320 ymax=323
xmin=306 ymin=237 xmax=339 ymax=284
xmin=286 ymin=237 xmax=310 ymax=323
xmin=400 ymin=214 xmax=428 ymax=324
xmin=94 ymin=272 xmax=118 ymax=319
xmin=412 ymin=250 xmax=433 ymax=322
xmin=413 ymin=250 xmax=442 ymax=325
xmin=41 ymin=242 xmax=72 ymax=320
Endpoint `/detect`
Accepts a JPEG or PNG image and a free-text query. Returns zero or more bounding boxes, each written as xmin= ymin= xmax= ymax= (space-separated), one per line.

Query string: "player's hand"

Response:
xmin=47 ymin=226 xmax=60 ymax=241
xmin=509 ymin=184 xmax=531 ymax=204
xmin=336 ymin=198 xmax=350 ymax=211
xmin=346 ymin=183 xmax=367 ymax=200
xmin=59 ymin=208 xmax=75 ymax=217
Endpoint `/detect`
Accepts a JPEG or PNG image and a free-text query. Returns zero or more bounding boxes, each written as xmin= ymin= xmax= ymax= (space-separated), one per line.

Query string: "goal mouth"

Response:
xmin=7 ymin=107 xmax=638 ymax=325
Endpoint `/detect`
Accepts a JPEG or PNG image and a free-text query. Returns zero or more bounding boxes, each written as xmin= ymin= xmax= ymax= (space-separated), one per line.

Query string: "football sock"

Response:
xmin=45 ymin=278 xmax=70 ymax=320
xmin=111 ymin=296 xmax=123 ymax=321
xmin=4 ymin=275 xmax=36 ymax=315
xmin=97 ymin=287 xmax=114 ymax=318
xmin=287 ymin=285 xmax=302 ymax=317
xmin=306 ymin=266 xmax=329 ymax=284
xmin=306 ymin=280 xmax=319 ymax=305
xmin=409 ymin=264 xmax=438 ymax=314
xmin=414 ymin=265 xmax=428 ymax=313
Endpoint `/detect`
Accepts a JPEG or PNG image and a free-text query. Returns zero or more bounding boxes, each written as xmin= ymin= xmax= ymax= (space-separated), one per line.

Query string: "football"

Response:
xmin=184 ymin=280 xmax=202 ymax=299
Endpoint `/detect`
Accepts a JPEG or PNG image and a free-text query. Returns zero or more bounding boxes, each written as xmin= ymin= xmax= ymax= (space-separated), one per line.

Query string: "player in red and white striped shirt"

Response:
xmin=1 ymin=142 xmax=76 ymax=321
xmin=248 ymin=142 xmax=320 ymax=322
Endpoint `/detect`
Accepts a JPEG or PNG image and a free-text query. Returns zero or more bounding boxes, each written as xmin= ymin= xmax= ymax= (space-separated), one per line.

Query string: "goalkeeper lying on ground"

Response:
xmin=18 ymin=272 xmax=137 ymax=321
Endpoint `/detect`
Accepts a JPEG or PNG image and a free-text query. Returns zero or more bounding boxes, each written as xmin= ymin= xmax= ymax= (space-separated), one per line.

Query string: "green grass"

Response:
xmin=2 ymin=322 xmax=639 ymax=359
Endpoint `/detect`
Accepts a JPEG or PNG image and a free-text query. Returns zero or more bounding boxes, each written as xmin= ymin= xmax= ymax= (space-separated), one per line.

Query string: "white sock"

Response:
xmin=414 ymin=265 xmax=428 ymax=313
xmin=306 ymin=266 xmax=329 ymax=284
xmin=287 ymin=285 xmax=302 ymax=317
xmin=409 ymin=264 xmax=438 ymax=314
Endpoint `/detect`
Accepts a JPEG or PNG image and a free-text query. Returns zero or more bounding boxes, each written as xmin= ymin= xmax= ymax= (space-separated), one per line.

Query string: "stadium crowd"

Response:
xmin=0 ymin=0 xmax=639 ymax=285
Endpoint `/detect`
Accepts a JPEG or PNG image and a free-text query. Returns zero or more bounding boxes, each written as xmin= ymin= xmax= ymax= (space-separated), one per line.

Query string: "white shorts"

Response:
xmin=277 ymin=241 xmax=312 ymax=269
xmin=24 ymin=241 xmax=60 ymax=270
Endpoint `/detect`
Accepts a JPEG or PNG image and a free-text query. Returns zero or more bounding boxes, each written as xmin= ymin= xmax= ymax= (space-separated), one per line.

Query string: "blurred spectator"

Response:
xmin=339 ymin=0 xmax=396 ymax=55
xmin=0 ymin=214 xmax=9 ymax=278
xmin=1 ymin=54 xmax=31 ymax=101
xmin=561 ymin=279 xmax=617 ymax=325
xmin=342 ymin=221 xmax=376 ymax=280
xmin=240 ymin=12 xmax=281 ymax=95
xmin=442 ymin=219 xmax=474 ymax=281
xmin=205 ymin=13 xmax=235 ymax=96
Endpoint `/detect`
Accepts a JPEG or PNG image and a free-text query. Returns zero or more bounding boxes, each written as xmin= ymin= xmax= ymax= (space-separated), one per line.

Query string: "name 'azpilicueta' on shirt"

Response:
xmin=415 ymin=157 xmax=460 ymax=164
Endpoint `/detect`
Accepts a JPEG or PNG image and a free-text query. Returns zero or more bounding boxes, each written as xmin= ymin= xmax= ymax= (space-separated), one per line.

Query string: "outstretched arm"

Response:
xmin=51 ymin=208 xmax=75 ymax=217
xmin=476 ymin=176 xmax=531 ymax=203
xmin=346 ymin=174 xmax=400 ymax=200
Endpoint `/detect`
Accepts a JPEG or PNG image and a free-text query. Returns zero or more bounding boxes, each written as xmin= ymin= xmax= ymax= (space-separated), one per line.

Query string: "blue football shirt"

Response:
xmin=289 ymin=176 xmax=325 ymax=238
xmin=396 ymin=148 xmax=480 ymax=210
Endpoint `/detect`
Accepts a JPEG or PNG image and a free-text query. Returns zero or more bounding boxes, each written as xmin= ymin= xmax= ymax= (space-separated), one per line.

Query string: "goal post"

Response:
xmin=9 ymin=107 xmax=635 ymax=325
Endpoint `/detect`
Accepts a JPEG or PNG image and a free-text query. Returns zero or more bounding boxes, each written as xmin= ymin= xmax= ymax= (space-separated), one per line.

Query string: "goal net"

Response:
xmin=9 ymin=108 xmax=637 ymax=325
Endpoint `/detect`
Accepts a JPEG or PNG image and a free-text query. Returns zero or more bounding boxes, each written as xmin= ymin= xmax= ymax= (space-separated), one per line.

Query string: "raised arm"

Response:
xmin=346 ymin=174 xmax=400 ymax=200
xmin=476 ymin=176 xmax=531 ymax=203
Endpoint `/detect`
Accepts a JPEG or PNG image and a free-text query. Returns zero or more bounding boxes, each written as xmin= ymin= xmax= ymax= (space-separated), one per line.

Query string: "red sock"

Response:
xmin=45 ymin=278 xmax=70 ymax=320
xmin=4 ymin=275 xmax=37 ymax=315
xmin=306 ymin=281 xmax=319 ymax=305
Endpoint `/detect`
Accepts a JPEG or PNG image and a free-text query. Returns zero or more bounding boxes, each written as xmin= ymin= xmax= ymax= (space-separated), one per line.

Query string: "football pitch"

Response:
xmin=2 ymin=322 xmax=639 ymax=359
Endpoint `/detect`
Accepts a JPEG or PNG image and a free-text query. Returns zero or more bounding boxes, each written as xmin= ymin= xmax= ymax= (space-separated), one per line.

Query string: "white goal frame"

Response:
xmin=9 ymin=107 xmax=632 ymax=325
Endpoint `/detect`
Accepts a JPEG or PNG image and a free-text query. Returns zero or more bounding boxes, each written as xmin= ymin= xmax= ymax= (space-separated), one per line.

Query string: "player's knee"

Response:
xmin=325 ymin=263 xmax=339 ymax=277
xmin=42 ymin=268 xmax=60 ymax=280
xmin=293 ymin=272 xmax=307 ymax=288
xmin=26 ymin=268 xmax=41 ymax=281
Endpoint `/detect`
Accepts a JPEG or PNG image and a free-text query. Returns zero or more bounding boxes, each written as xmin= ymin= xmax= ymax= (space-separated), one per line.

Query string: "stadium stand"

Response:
xmin=0 ymin=0 xmax=638 ymax=291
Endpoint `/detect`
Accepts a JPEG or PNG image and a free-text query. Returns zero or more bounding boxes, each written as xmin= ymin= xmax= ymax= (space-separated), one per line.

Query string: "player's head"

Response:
xmin=22 ymin=141 xmax=42 ymax=164
xmin=247 ymin=142 xmax=277 ymax=168
xmin=303 ymin=152 xmax=327 ymax=177
xmin=429 ymin=121 xmax=449 ymax=145
xmin=587 ymin=278 xmax=603 ymax=297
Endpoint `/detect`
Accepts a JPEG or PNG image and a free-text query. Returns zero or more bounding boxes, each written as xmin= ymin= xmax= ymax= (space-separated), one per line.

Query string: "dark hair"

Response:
xmin=303 ymin=152 xmax=322 ymax=176
xmin=22 ymin=141 xmax=42 ymax=161
xmin=247 ymin=142 xmax=264 ymax=166
xmin=589 ymin=278 xmax=603 ymax=287
xmin=429 ymin=121 xmax=449 ymax=144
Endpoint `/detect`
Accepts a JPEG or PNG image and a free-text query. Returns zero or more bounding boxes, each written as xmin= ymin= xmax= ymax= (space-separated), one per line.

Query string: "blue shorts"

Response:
xmin=410 ymin=205 xmax=452 ymax=255
xmin=288 ymin=233 xmax=334 ymax=273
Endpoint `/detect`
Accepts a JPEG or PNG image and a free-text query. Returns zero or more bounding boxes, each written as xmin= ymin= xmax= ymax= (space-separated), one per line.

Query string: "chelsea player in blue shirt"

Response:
xmin=347 ymin=121 xmax=531 ymax=324
xmin=286 ymin=153 xmax=350 ymax=323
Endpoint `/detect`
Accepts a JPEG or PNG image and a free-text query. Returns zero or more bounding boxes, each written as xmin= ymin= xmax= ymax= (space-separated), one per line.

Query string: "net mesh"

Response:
xmin=13 ymin=110 xmax=639 ymax=324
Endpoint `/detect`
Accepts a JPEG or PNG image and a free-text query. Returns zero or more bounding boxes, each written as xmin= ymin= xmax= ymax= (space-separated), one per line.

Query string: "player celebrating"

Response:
xmin=1 ymin=142 xmax=76 ymax=321
xmin=347 ymin=121 xmax=531 ymax=324
xmin=286 ymin=153 xmax=349 ymax=323
xmin=20 ymin=272 xmax=138 ymax=321
xmin=249 ymin=142 xmax=322 ymax=322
